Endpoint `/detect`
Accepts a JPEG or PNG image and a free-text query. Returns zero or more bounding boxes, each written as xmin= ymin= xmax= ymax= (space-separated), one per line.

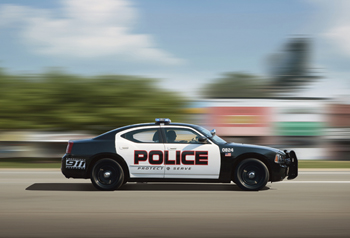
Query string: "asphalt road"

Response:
xmin=1 ymin=169 xmax=350 ymax=238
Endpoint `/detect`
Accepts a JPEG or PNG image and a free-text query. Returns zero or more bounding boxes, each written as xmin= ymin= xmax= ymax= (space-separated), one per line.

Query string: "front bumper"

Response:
xmin=270 ymin=150 xmax=298 ymax=182
xmin=285 ymin=150 xmax=298 ymax=180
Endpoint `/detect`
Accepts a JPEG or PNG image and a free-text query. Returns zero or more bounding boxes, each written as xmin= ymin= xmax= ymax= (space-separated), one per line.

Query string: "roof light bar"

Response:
xmin=155 ymin=118 xmax=171 ymax=125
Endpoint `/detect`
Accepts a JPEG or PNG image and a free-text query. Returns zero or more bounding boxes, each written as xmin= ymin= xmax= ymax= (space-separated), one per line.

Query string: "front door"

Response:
xmin=116 ymin=126 xmax=165 ymax=178
xmin=161 ymin=126 xmax=221 ymax=179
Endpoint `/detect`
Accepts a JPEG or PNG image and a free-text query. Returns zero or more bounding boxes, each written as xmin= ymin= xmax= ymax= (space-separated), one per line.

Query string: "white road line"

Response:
xmin=0 ymin=172 xmax=61 ymax=174
xmin=283 ymin=181 xmax=350 ymax=183
xmin=299 ymin=172 xmax=350 ymax=175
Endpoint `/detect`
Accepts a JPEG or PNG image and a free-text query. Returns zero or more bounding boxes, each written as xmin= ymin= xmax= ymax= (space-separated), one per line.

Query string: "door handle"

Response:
xmin=168 ymin=147 xmax=177 ymax=150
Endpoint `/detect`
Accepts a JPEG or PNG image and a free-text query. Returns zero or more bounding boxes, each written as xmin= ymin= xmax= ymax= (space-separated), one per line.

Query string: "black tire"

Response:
xmin=90 ymin=158 xmax=124 ymax=191
xmin=234 ymin=158 xmax=269 ymax=191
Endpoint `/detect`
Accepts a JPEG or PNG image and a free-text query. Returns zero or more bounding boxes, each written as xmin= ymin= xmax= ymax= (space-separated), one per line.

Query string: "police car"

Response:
xmin=61 ymin=118 xmax=298 ymax=191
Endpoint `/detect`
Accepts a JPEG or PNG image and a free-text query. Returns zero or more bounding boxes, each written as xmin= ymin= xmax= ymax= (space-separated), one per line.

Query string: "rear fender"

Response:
xmin=88 ymin=153 xmax=130 ymax=181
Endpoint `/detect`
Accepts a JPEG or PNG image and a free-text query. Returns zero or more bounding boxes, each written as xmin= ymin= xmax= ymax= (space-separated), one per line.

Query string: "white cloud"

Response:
xmin=326 ymin=25 xmax=350 ymax=55
xmin=0 ymin=0 xmax=184 ymax=65
xmin=309 ymin=0 xmax=350 ymax=57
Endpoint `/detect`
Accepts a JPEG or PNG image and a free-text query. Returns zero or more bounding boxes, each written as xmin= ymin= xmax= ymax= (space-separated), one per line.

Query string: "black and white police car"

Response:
xmin=62 ymin=118 xmax=298 ymax=191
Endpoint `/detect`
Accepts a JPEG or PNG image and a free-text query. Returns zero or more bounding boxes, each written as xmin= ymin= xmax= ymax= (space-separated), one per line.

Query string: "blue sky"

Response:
xmin=0 ymin=0 xmax=349 ymax=98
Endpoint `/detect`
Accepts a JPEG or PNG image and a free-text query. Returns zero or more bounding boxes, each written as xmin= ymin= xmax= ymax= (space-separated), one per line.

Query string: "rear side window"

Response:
xmin=121 ymin=128 xmax=162 ymax=143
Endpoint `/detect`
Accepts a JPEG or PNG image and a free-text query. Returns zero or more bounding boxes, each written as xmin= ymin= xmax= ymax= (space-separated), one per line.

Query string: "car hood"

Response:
xmin=226 ymin=142 xmax=283 ymax=154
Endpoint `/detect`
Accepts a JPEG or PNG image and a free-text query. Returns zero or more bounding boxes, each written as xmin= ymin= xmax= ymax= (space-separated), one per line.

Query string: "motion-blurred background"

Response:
xmin=0 ymin=0 xmax=349 ymax=161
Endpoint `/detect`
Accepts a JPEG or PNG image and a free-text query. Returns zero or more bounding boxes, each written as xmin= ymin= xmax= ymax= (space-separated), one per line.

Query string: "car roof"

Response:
xmin=94 ymin=122 xmax=200 ymax=140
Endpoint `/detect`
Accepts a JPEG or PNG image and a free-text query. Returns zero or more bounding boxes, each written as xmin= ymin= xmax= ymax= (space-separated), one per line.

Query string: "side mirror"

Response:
xmin=198 ymin=136 xmax=207 ymax=143
xmin=210 ymin=129 xmax=216 ymax=136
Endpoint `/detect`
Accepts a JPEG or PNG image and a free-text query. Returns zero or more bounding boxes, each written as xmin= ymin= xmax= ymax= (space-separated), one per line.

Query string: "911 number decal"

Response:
xmin=66 ymin=158 xmax=86 ymax=169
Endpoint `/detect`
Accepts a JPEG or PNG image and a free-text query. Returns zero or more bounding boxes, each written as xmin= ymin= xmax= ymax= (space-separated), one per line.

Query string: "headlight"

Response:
xmin=274 ymin=154 xmax=285 ymax=164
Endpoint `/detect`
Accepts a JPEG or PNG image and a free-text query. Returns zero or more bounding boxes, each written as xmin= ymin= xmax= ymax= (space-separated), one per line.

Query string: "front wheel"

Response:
xmin=234 ymin=158 xmax=269 ymax=191
xmin=90 ymin=158 xmax=124 ymax=191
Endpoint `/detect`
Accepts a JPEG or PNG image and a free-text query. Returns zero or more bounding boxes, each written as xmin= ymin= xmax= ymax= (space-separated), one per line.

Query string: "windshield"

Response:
xmin=194 ymin=125 xmax=227 ymax=144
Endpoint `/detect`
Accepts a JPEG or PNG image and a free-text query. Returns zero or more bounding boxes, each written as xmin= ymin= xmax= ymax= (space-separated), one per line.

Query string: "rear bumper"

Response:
xmin=61 ymin=154 xmax=89 ymax=179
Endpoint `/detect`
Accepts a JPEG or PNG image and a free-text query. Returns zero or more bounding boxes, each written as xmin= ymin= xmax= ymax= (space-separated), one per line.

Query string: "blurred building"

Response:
xmin=326 ymin=99 xmax=350 ymax=160
xmin=189 ymin=98 xmax=327 ymax=160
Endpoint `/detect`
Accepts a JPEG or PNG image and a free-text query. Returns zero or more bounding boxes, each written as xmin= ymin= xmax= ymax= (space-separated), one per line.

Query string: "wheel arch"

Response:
xmin=88 ymin=152 xmax=130 ymax=182
xmin=231 ymin=153 xmax=272 ymax=182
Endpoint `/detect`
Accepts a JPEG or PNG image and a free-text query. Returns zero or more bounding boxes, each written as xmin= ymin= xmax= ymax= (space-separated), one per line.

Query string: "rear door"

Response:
xmin=115 ymin=126 xmax=166 ymax=178
xmin=161 ymin=126 xmax=221 ymax=179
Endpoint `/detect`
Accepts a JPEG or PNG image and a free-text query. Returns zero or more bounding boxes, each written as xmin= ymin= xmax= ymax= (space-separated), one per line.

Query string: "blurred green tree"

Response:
xmin=202 ymin=72 xmax=271 ymax=98
xmin=0 ymin=69 xmax=186 ymax=132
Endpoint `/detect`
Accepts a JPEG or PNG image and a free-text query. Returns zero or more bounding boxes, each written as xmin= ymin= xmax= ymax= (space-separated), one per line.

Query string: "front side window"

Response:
xmin=121 ymin=128 xmax=161 ymax=143
xmin=163 ymin=128 xmax=206 ymax=144
xmin=193 ymin=125 xmax=227 ymax=144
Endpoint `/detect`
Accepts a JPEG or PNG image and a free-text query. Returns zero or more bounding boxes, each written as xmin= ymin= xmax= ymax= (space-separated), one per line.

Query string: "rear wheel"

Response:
xmin=234 ymin=158 xmax=269 ymax=191
xmin=90 ymin=158 xmax=124 ymax=191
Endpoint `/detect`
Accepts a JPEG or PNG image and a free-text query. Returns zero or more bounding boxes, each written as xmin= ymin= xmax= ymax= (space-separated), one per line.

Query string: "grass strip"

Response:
xmin=298 ymin=160 xmax=350 ymax=169
xmin=0 ymin=158 xmax=61 ymax=168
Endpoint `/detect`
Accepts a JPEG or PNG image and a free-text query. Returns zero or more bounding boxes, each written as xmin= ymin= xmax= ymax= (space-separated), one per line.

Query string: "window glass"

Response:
xmin=193 ymin=125 xmax=227 ymax=144
xmin=121 ymin=128 xmax=161 ymax=143
xmin=164 ymin=128 xmax=204 ymax=144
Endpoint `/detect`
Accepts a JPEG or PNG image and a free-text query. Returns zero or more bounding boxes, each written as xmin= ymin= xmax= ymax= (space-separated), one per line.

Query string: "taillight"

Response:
xmin=66 ymin=141 xmax=74 ymax=154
